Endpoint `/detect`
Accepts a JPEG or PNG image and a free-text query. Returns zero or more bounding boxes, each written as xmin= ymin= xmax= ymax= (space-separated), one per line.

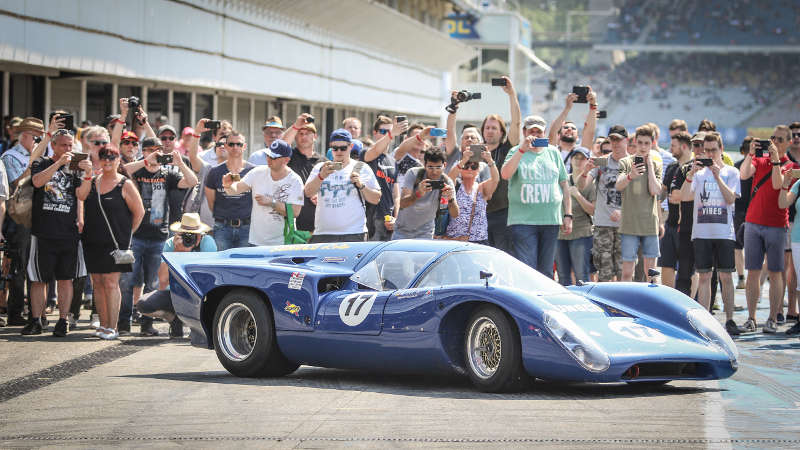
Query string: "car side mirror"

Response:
xmin=480 ymin=270 xmax=493 ymax=288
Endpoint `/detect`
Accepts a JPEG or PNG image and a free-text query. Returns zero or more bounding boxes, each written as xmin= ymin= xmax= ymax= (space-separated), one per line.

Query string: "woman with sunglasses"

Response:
xmin=77 ymin=146 xmax=144 ymax=340
xmin=443 ymin=145 xmax=499 ymax=243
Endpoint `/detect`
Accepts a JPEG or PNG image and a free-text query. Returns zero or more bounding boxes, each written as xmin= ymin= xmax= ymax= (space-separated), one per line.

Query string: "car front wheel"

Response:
xmin=213 ymin=289 xmax=299 ymax=377
xmin=465 ymin=305 xmax=528 ymax=392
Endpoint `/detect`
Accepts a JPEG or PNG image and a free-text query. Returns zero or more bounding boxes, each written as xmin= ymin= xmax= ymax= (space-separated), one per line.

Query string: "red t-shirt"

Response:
xmin=745 ymin=156 xmax=799 ymax=227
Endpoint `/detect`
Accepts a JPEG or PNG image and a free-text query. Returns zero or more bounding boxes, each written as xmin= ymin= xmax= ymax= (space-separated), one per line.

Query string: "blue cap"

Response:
xmin=569 ymin=146 xmax=591 ymax=159
xmin=330 ymin=128 xmax=352 ymax=144
xmin=351 ymin=139 xmax=363 ymax=157
xmin=266 ymin=139 xmax=292 ymax=159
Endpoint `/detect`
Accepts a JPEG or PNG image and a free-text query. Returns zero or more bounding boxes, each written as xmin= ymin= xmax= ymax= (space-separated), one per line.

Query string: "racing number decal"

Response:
xmin=608 ymin=320 xmax=666 ymax=343
xmin=338 ymin=293 xmax=377 ymax=326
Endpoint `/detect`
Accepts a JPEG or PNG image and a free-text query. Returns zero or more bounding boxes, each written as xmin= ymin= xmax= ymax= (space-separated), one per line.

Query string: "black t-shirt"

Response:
xmin=132 ymin=166 xmax=182 ymax=240
xmin=486 ymin=140 xmax=513 ymax=213
xmin=671 ymin=160 xmax=694 ymax=232
xmin=663 ymin=161 xmax=681 ymax=227
xmin=287 ymin=149 xmax=321 ymax=232
xmin=362 ymin=150 xmax=397 ymax=218
xmin=30 ymin=157 xmax=81 ymax=240
xmin=734 ymin=158 xmax=752 ymax=221
xmin=205 ymin=162 xmax=255 ymax=221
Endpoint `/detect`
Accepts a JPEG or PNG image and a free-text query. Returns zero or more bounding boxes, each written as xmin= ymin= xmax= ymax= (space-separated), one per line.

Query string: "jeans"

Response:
xmin=213 ymin=222 xmax=251 ymax=251
xmin=510 ymin=224 xmax=560 ymax=278
xmin=487 ymin=209 xmax=512 ymax=254
xmin=119 ymin=237 xmax=164 ymax=326
xmin=555 ymin=236 xmax=592 ymax=286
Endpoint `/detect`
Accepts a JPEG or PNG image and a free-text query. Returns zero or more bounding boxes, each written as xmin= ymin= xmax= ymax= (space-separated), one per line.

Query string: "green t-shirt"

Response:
xmin=618 ymin=151 xmax=662 ymax=236
xmin=505 ymin=145 xmax=568 ymax=226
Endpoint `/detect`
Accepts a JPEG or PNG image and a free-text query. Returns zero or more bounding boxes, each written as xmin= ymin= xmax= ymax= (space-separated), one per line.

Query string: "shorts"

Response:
xmin=27 ymin=236 xmax=87 ymax=283
xmin=621 ymin=234 xmax=660 ymax=262
xmin=83 ymin=242 xmax=133 ymax=274
xmin=743 ymin=222 xmax=785 ymax=272
xmin=693 ymin=238 xmax=736 ymax=273
xmin=658 ymin=224 xmax=679 ymax=268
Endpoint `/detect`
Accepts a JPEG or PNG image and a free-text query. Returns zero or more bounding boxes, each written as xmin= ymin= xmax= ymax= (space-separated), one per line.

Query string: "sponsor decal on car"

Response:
xmin=288 ymin=272 xmax=305 ymax=290
xmin=284 ymin=301 xmax=301 ymax=316
xmin=339 ymin=293 xmax=377 ymax=326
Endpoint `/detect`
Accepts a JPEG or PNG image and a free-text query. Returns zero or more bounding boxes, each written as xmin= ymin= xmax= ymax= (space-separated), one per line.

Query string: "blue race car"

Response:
xmin=163 ymin=240 xmax=738 ymax=392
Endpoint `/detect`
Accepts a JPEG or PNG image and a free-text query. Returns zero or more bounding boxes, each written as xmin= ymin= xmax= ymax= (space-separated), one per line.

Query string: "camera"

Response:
xmin=205 ymin=120 xmax=221 ymax=130
xmin=597 ymin=110 xmax=607 ymax=119
xmin=572 ymin=86 xmax=589 ymax=103
xmin=428 ymin=179 xmax=445 ymax=190
xmin=181 ymin=233 xmax=198 ymax=247
xmin=126 ymin=96 xmax=140 ymax=130
xmin=305 ymin=115 xmax=315 ymax=124
xmin=698 ymin=158 xmax=713 ymax=167
xmin=156 ymin=153 xmax=173 ymax=165
xmin=491 ymin=78 xmax=508 ymax=87
xmin=446 ymin=90 xmax=481 ymax=113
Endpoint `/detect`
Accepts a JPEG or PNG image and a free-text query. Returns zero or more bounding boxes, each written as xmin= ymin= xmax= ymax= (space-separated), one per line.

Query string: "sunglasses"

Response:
xmin=91 ymin=140 xmax=109 ymax=146
xmin=462 ymin=162 xmax=480 ymax=170
xmin=601 ymin=149 xmax=612 ymax=154
xmin=121 ymin=140 xmax=136 ymax=145
xmin=159 ymin=135 xmax=176 ymax=141
xmin=331 ymin=145 xmax=349 ymax=152
xmin=99 ymin=152 xmax=119 ymax=161
xmin=792 ymin=132 xmax=800 ymax=139
xmin=225 ymin=142 xmax=244 ymax=148
xmin=771 ymin=136 xmax=785 ymax=143
xmin=669 ymin=126 xmax=681 ymax=131
xmin=692 ymin=142 xmax=703 ymax=148
xmin=377 ymin=129 xmax=390 ymax=135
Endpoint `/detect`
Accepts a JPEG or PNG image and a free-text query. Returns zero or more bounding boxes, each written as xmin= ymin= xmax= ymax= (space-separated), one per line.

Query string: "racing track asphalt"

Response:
xmin=0 ymin=284 xmax=798 ymax=449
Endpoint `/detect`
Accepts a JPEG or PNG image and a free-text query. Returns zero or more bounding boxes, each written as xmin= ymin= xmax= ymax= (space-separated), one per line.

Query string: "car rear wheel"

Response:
xmin=213 ymin=289 xmax=299 ymax=377
xmin=465 ymin=305 xmax=528 ymax=392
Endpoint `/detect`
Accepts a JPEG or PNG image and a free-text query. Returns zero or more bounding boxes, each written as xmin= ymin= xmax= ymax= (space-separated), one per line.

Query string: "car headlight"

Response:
xmin=686 ymin=308 xmax=738 ymax=368
xmin=543 ymin=310 xmax=610 ymax=373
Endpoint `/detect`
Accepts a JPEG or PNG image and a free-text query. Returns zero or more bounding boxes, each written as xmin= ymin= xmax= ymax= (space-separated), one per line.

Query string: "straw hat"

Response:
xmin=12 ymin=117 xmax=44 ymax=134
xmin=169 ymin=213 xmax=212 ymax=234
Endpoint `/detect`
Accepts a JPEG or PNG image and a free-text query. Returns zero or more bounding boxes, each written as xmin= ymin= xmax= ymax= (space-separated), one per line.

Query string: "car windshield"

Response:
xmin=350 ymin=250 xmax=438 ymax=291
xmin=416 ymin=249 xmax=569 ymax=294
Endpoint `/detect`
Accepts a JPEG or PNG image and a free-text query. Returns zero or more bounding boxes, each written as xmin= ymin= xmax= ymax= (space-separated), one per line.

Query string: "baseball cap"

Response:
xmin=266 ymin=139 xmax=292 ymax=159
xmin=351 ymin=139 xmax=364 ymax=157
xmin=121 ymin=131 xmax=139 ymax=142
xmin=691 ymin=131 xmax=706 ymax=142
xmin=262 ymin=116 xmax=284 ymax=130
xmin=182 ymin=126 xmax=195 ymax=136
xmin=157 ymin=124 xmax=177 ymax=137
xmin=569 ymin=146 xmax=591 ymax=159
xmin=329 ymin=128 xmax=352 ymax=143
xmin=608 ymin=125 xmax=628 ymax=139
xmin=523 ymin=115 xmax=547 ymax=131
xmin=141 ymin=137 xmax=163 ymax=149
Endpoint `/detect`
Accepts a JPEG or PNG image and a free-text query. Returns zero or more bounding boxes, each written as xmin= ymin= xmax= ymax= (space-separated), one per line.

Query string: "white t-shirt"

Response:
xmin=308 ymin=159 xmax=379 ymax=235
xmin=242 ymin=166 xmax=304 ymax=245
xmin=691 ymin=165 xmax=740 ymax=241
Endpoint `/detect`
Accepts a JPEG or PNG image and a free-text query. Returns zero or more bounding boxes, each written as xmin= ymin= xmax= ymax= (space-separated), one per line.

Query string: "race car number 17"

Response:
xmin=339 ymin=293 xmax=377 ymax=326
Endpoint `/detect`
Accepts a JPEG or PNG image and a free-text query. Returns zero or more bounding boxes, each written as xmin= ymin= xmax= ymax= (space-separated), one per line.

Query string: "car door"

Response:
xmin=316 ymin=289 xmax=393 ymax=335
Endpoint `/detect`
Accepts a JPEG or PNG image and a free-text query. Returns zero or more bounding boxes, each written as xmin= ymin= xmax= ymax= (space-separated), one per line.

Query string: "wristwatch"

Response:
xmin=563 ymin=214 xmax=573 ymax=219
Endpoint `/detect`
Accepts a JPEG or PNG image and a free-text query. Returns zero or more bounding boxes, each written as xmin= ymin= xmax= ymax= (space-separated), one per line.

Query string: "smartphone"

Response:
xmin=756 ymin=139 xmax=771 ymax=158
xmin=597 ymin=110 xmax=607 ymax=119
xmin=698 ymin=158 xmax=713 ymax=167
xmin=331 ymin=161 xmax=343 ymax=171
xmin=428 ymin=179 xmax=445 ymax=190
xmin=305 ymin=116 xmax=315 ymax=124
xmin=634 ymin=155 xmax=644 ymax=166
xmin=469 ymin=144 xmax=487 ymax=163
xmin=572 ymin=85 xmax=589 ymax=103
xmin=69 ymin=152 xmax=88 ymax=171
xmin=533 ymin=138 xmax=549 ymax=148
xmin=430 ymin=128 xmax=447 ymax=137
xmin=229 ymin=173 xmax=241 ymax=182
xmin=591 ymin=157 xmax=608 ymax=167
xmin=395 ymin=115 xmax=407 ymax=123
xmin=491 ymin=78 xmax=508 ymax=87
xmin=205 ymin=120 xmax=221 ymax=130
xmin=156 ymin=153 xmax=173 ymax=165
xmin=59 ymin=113 xmax=74 ymax=130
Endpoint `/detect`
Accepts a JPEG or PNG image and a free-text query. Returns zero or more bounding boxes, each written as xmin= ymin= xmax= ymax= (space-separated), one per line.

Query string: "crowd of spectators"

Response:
xmin=1 ymin=75 xmax=799 ymax=343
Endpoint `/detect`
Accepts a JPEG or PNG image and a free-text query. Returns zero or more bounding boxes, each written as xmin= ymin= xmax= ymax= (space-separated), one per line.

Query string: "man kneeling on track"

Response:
xmin=136 ymin=213 xmax=216 ymax=341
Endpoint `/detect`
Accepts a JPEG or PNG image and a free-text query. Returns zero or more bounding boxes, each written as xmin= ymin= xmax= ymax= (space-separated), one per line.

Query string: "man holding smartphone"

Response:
xmin=680 ymin=132 xmax=741 ymax=335
xmin=121 ymin=136 xmax=197 ymax=335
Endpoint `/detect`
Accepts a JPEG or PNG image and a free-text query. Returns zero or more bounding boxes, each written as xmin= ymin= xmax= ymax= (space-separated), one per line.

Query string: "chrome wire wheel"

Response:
xmin=217 ymin=302 xmax=258 ymax=362
xmin=467 ymin=317 xmax=503 ymax=379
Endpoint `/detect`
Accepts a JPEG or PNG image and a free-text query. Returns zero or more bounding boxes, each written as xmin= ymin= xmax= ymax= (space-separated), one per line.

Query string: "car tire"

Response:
xmin=464 ymin=305 xmax=528 ymax=392
xmin=213 ymin=289 xmax=299 ymax=378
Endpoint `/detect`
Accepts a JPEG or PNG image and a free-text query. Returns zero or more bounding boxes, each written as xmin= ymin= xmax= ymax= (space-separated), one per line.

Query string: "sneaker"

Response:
xmin=99 ymin=329 xmax=119 ymax=340
xmin=743 ymin=318 xmax=757 ymax=333
xmin=7 ymin=315 xmax=28 ymax=326
xmin=712 ymin=302 xmax=721 ymax=311
xmin=776 ymin=313 xmax=785 ymax=325
xmin=21 ymin=320 xmax=43 ymax=335
xmin=763 ymin=318 xmax=778 ymax=334
xmin=725 ymin=319 xmax=741 ymax=336
xmin=786 ymin=322 xmax=800 ymax=336
xmin=735 ymin=278 xmax=746 ymax=289
xmin=734 ymin=304 xmax=745 ymax=311
xmin=93 ymin=327 xmax=107 ymax=338
xmin=53 ymin=318 xmax=68 ymax=337
xmin=67 ymin=313 xmax=78 ymax=329
xmin=90 ymin=314 xmax=100 ymax=329
xmin=0 ymin=316 xmax=5 ymax=327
